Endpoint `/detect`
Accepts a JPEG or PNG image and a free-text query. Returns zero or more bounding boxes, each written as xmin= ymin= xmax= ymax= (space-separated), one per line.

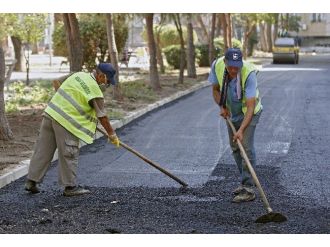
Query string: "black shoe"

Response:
xmin=25 ymin=179 xmax=40 ymax=194
xmin=63 ymin=186 xmax=90 ymax=197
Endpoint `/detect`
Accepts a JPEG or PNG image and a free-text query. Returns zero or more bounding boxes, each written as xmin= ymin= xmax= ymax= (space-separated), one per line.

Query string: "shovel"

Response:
xmin=96 ymin=127 xmax=188 ymax=188
xmin=226 ymin=118 xmax=287 ymax=223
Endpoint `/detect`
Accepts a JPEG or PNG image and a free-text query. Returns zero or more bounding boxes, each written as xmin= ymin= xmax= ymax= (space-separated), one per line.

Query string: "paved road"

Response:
xmin=0 ymin=54 xmax=329 ymax=233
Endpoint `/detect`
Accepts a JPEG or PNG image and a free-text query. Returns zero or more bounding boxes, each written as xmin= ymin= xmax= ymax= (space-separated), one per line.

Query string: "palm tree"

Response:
xmin=63 ymin=13 xmax=83 ymax=72
xmin=145 ymin=13 xmax=161 ymax=91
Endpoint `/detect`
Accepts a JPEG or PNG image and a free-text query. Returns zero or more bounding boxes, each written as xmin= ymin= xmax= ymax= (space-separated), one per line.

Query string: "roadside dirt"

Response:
xmin=0 ymin=71 xmax=209 ymax=176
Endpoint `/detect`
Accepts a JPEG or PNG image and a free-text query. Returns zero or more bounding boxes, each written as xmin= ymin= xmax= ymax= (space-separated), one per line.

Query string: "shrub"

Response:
xmin=196 ymin=37 xmax=242 ymax=67
xmin=52 ymin=22 xmax=67 ymax=57
xmin=163 ymin=45 xmax=182 ymax=69
xmin=163 ymin=45 xmax=201 ymax=70
xmin=52 ymin=14 xmax=129 ymax=71
xmin=142 ymin=24 xmax=199 ymax=49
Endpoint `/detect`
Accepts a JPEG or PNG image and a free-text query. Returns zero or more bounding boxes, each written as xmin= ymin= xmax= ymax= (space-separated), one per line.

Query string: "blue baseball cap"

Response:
xmin=97 ymin=63 xmax=117 ymax=86
xmin=225 ymin=48 xmax=243 ymax=68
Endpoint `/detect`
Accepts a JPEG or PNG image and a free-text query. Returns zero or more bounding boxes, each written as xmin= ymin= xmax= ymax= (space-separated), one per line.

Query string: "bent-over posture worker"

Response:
xmin=208 ymin=48 xmax=263 ymax=203
xmin=25 ymin=63 xmax=120 ymax=196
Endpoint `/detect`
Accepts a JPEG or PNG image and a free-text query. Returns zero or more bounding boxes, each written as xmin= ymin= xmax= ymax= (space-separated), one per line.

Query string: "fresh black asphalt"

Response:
xmin=0 ymin=54 xmax=329 ymax=233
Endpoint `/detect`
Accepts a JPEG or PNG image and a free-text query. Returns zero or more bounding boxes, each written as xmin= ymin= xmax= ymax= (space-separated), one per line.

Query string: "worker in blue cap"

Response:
xmin=25 ymin=63 xmax=120 ymax=197
xmin=208 ymin=48 xmax=263 ymax=203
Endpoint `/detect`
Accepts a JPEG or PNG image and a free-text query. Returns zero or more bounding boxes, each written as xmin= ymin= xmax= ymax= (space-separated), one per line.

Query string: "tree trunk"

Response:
xmin=273 ymin=13 xmax=279 ymax=43
xmin=208 ymin=14 xmax=216 ymax=66
xmin=31 ymin=42 xmax=38 ymax=54
xmin=248 ymin=25 xmax=257 ymax=57
xmin=173 ymin=14 xmax=185 ymax=84
xmin=243 ymin=21 xmax=256 ymax=59
xmin=266 ymin=21 xmax=273 ymax=52
xmin=226 ymin=14 xmax=232 ymax=48
xmin=215 ymin=14 xmax=222 ymax=37
xmin=155 ymin=29 xmax=165 ymax=74
xmin=63 ymin=13 xmax=83 ymax=72
xmin=24 ymin=44 xmax=30 ymax=85
xmin=221 ymin=14 xmax=228 ymax=53
xmin=54 ymin=13 xmax=63 ymax=23
xmin=285 ymin=13 xmax=289 ymax=31
xmin=186 ymin=14 xmax=196 ymax=78
xmin=145 ymin=14 xmax=161 ymax=91
xmin=11 ymin=36 xmax=23 ymax=72
xmin=106 ymin=13 xmax=123 ymax=101
xmin=196 ymin=14 xmax=209 ymax=44
xmin=0 ymin=46 xmax=13 ymax=140
xmin=259 ymin=22 xmax=267 ymax=52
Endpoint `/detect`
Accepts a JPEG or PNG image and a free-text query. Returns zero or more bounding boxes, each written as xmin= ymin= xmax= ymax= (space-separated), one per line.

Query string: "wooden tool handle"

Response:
xmin=96 ymin=127 xmax=188 ymax=187
xmin=226 ymin=118 xmax=273 ymax=213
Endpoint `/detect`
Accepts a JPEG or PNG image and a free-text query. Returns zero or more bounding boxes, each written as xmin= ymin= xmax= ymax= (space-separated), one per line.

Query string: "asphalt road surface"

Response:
xmin=0 ymin=54 xmax=329 ymax=234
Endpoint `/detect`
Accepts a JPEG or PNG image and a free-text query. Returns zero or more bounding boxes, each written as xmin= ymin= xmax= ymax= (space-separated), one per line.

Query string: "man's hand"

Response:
xmin=233 ymin=129 xmax=243 ymax=143
xmin=108 ymin=133 xmax=120 ymax=148
xmin=220 ymin=107 xmax=230 ymax=119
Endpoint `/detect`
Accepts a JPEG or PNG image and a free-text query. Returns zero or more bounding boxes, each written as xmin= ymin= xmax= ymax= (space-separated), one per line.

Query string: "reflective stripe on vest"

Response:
xmin=47 ymin=102 xmax=94 ymax=138
xmin=57 ymin=88 xmax=98 ymax=124
xmin=215 ymin=57 xmax=262 ymax=115
xmin=45 ymin=72 xmax=104 ymax=144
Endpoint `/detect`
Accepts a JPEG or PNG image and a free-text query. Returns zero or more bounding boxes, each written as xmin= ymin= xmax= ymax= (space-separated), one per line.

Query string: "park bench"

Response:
xmin=119 ymin=50 xmax=135 ymax=68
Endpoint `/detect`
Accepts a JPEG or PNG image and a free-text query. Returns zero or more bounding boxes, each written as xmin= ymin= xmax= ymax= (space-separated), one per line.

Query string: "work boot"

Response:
xmin=232 ymin=187 xmax=255 ymax=203
xmin=25 ymin=179 xmax=40 ymax=194
xmin=63 ymin=186 xmax=90 ymax=197
xmin=232 ymin=185 xmax=244 ymax=195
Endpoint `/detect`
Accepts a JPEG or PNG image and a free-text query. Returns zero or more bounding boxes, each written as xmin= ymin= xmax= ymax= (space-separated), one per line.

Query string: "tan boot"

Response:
xmin=232 ymin=187 xmax=255 ymax=203
xmin=63 ymin=186 xmax=90 ymax=197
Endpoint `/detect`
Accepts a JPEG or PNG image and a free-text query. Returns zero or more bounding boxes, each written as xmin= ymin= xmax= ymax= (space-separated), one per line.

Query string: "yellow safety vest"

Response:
xmin=45 ymin=72 xmax=104 ymax=144
xmin=214 ymin=57 xmax=262 ymax=115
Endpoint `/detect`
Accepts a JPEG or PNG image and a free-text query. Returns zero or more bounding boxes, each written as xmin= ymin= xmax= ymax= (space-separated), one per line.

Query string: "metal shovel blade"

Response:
xmin=255 ymin=212 xmax=288 ymax=223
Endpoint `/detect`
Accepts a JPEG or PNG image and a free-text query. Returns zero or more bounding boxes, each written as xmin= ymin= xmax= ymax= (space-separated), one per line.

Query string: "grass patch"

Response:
xmin=5 ymin=81 xmax=54 ymax=113
xmin=120 ymin=80 xmax=158 ymax=103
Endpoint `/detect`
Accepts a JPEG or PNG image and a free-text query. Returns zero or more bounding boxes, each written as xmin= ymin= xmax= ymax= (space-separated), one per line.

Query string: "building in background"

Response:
xmin=297 ymin=13 xmax=330 ymax=47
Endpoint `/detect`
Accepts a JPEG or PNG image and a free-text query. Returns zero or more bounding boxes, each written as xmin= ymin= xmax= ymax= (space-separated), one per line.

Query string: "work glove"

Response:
xmin=108 ymin=133 xmax=120 ymax=148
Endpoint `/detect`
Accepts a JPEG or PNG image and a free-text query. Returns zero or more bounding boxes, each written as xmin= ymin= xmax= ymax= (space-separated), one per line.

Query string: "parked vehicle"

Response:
xmin=273 ymin=37 xmax=300 ymax=64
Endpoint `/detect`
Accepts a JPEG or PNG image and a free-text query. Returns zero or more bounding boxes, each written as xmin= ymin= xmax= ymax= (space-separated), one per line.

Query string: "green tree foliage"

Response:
xmin=287 ymin=15 xmax=301 ymax=33
xmin=143 ymin=24 xmax=198 ymax=49
xmin=15 ymin=14 xmax=47 ymax=47
xmin=53 ymin=14 xmax=129 ymax=70
xmin=0 ymin=14 xmax=17 ymax=39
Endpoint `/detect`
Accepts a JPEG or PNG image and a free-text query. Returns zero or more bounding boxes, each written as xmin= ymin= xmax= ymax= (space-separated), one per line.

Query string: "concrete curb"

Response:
xmin=0 ymin=80 xmax=210 ymax=189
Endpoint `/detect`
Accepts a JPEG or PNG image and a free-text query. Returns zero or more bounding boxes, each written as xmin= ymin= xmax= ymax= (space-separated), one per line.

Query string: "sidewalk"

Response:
xmin=9 ymin=54 xmax=70 ymax=82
